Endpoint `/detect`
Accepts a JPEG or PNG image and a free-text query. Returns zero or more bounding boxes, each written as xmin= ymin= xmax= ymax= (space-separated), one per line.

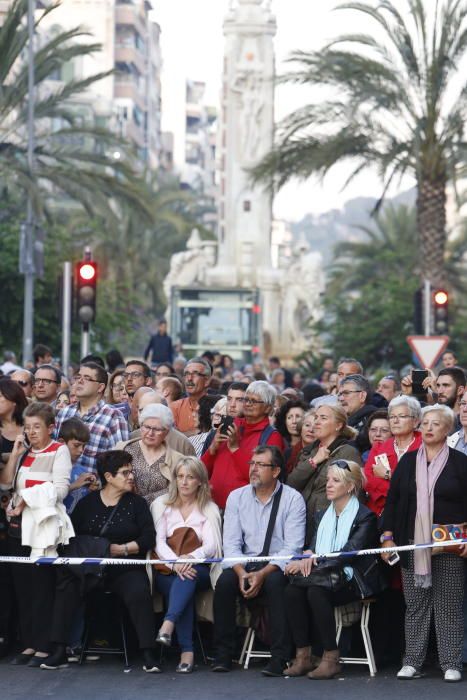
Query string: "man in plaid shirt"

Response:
xmin=55 ymin=361 xmax=129 ymax=510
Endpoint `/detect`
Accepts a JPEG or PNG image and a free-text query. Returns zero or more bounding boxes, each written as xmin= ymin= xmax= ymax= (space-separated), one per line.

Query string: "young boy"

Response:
xmin=58 ymin=418 xmax=97 ymax=513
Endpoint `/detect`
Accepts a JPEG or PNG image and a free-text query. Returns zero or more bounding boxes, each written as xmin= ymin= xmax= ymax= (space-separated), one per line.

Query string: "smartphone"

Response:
xmin=219 ymin=415 xmax=234 ymax=435
xmin=23 ymin=432 xmax=31 ymax=449
xmin=387 ymin=551 xmax=400 ymax=566
xmin=411 ymin=369 xmax=428 ymax=396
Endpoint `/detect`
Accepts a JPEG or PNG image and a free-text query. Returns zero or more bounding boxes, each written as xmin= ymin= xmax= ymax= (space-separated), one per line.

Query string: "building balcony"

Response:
xmin=115 ymin=45 xmax=146 ymax=76
xmin=114 ymin=80 xmax=147 ymax=112
xmin=115 ymin=3 xmax=147 ymax=38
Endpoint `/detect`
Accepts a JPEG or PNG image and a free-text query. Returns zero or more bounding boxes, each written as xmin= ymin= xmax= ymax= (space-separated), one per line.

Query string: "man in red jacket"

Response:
xmin=202 ymin=381 xmax=285 ymax=509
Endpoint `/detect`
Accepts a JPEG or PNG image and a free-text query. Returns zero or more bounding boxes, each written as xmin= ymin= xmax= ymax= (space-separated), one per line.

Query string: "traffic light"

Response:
xmin=76 ymin=257 xmax=97 ymax=327
xmin=433 ymin=288 xmax=449 ymax=334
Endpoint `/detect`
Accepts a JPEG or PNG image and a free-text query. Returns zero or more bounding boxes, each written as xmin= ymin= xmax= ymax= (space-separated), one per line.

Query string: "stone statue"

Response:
xmin=280 ymin=240 xmax=324 ymax=348
xmin=231 ymin=68 xmax=266 ymax=162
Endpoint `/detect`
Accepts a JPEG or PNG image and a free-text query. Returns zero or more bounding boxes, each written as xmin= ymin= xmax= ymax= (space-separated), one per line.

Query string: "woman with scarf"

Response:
xmin=284 ymin=459 xmax=381 ymax=680
xmin=382 ymin=404 xmax=467 ymax=683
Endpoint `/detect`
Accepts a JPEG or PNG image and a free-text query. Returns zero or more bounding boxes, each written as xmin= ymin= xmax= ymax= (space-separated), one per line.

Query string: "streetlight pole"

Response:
xmin=21 ymin=0 xmax=36 ymax=365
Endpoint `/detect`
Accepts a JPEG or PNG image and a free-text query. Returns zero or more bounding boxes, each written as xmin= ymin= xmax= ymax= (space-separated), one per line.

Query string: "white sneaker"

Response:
xmin=444 ymin=669 xmax=462 ymax=682
xmin=397 ymin=665 xmax=423 ymax=679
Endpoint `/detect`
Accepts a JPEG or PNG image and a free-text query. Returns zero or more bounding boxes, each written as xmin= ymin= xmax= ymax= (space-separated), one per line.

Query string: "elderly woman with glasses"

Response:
xmin=116 ymin=404 xmax=184 ymax=506
xmin=285 ymin=460 xmax=381 ymax=680
xmin=202 ymin=380 xmax=285 ymax=509
xmin=42 ymin=450 xmax=160 ymax=673
xmin=382 ymin=404 xmax=467 ymax=682
xmin=365 ymin=396 xmax=422 ymax=518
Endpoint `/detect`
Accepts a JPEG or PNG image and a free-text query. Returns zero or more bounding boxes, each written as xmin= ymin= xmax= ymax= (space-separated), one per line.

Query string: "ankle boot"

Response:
xmin=283 ymin=647 xmax=314 ymax=676
xmin=308 ymin=649 xmax=341 ymax=680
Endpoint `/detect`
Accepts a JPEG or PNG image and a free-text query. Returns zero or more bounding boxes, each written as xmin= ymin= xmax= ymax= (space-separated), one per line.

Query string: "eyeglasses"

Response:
xmin=332 ymin=459 xmax=351 ymax=472
xmin=123 ymin=371 xmax=145 ymax=380
xmin=388 ymin=414 xmax=412 ymax=421
xmin=337 ymin=390 xmax=361 ymax=397
xmin=369 ymin=427 xmax=391 ymax=434
xmin=117 ymin=469 xmax=133 ymax=478
xmin=460 ymin=401 xmax=467 ymax=407
xmin=248 ymin=460 xmax=275 ymax=468
xmin=183 ymin=371 xmax=205 ymax=379
xmin=211 ymin=412 xmax=224 ymax=419
xmin=141 ymin=425 xmax=166 ymax=434
xmin=34 ymin=377 xmax=58 ymax=385
xmin=74 ymin=374 xmax=101 ymax=383
xmin=244 ymin=397 xmax=265 ymax=405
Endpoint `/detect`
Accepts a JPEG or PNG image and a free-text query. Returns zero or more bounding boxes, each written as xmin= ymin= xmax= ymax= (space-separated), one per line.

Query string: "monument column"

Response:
xmin=207 ymin=0 xmax=276 ymax=287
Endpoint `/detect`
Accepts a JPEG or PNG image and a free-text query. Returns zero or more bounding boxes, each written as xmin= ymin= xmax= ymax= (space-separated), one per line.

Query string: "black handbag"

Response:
xmin=244 ymin=485 xmax=283 ymax=573
xmin=288 ymin=560 xmax=348 ymax=592
xmin=59 ymin=499 xmax=121 ymax=592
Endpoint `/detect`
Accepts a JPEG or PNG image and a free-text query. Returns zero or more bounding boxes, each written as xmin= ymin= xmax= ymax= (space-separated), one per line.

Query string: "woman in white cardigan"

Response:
xmin=151 ymin=456 xmax=222 ymax=673
xmin=1 ymin=402 xmax=72 ymax=667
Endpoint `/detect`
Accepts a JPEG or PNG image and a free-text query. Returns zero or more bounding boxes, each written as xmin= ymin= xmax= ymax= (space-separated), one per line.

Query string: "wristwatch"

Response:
xmin=380 ymin=534 xmax=393 ymax=543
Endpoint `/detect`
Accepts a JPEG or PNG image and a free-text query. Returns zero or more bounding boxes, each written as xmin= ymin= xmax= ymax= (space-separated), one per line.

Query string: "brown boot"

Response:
xmin=283 ymin=647 xmax=314 ymax=676
xmin=307 ymin=650 xmax=341 ymax=680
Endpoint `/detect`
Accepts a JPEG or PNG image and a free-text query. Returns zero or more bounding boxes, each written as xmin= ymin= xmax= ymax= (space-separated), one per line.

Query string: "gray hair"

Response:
xmin=139 ymin=403 xmax=174 ymax=430
xmin=420 ymin=403 xmax=455 ymax=433
xmin=246 ymin=380 xmax=277 ymax=408
xmin=388 ymin=395 xmax=422 ymax=421
xmin=341 ymin=374 xmax=370 ymax=395
xmin=338 ymin=357 xmax=363 ymax=374
xmin=186 ymin=356 xmax=212 ymax=377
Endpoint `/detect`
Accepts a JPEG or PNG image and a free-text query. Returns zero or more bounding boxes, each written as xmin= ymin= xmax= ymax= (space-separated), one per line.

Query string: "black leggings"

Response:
xmin=285 ymin=581 xmax=359 ymax=651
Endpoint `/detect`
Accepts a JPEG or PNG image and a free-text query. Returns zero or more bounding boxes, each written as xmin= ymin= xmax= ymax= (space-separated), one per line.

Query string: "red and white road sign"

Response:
xmin=407 ymin=335 xmax=450 ymax=369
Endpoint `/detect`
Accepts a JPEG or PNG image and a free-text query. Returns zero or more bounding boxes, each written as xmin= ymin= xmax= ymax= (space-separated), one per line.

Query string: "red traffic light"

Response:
xmin=434 ymin=289 xmax=448 ymax=305
xmin=78 ymin=262 xmax=97 ymax=281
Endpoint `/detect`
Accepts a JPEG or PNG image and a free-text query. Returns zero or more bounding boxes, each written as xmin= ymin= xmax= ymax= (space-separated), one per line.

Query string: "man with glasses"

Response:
xmin=212 ymin=445 xmax=306 ymax=676
xmin=202 ymin=381 xmax=284 ymax=509
xmin=123 ymin=360 xmax=152 ymax=399
xmin=32 ymin=364 xmax=61 ymax=405
xmin=338 ymin=374 xmax=378 ymax=454
xmin=10 ymin=369 xmax=34 ymax=399
xmin=170 ymin=357 xmax=211 ymax=436
xmin=55 ymin=362 xmax=129 ymax=504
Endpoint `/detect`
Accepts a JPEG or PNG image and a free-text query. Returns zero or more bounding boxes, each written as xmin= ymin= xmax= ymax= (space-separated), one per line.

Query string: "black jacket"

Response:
xmin=144 ymin=332 xmax=174 ymax=364
xmin=309 ymin=503 xmax=384 ymax=599
xmin=382 ymin=447 xmax=467 ymax=566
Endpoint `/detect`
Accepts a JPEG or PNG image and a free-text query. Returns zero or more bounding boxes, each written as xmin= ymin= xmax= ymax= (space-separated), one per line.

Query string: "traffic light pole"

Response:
xmin=21 ymin=0 xmax=36 ymax=365
xmin=423 ymin=278 xmax=431 ymax=336
xmin=80 ymin=323 xmax=90 ymax=359
xmin=61 ymin=261 xmax=72 ymax=373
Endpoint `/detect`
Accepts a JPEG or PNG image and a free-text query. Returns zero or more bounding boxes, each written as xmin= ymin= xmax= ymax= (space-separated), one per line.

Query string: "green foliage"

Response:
xmin=252 ymin=0 xmax=467 ymax=285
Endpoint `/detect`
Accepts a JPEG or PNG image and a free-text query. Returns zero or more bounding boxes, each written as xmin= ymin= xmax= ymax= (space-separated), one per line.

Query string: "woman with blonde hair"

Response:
xmin=288 ymin=403 xmax=361 ymax=543
xmin=285 ymin=460 xmax=381 ymax=679
xmin=151 ymin=457 xmax=222 ymax=673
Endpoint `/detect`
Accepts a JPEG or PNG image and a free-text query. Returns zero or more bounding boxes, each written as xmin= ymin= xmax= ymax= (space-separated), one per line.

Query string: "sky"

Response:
xmin=152 ymin=0 xmax=415 ymax=221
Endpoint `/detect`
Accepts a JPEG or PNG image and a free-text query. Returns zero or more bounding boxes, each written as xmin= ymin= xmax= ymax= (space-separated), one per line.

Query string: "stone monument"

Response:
xmin=164 ymin=0 xmax=323 ymax=360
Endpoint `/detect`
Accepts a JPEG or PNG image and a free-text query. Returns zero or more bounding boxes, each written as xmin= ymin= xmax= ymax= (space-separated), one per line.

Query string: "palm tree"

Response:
xmin=0 ymin=0 xmax=151 ymax=219
xmin=253 ymin=0 xmax=467 ymax=287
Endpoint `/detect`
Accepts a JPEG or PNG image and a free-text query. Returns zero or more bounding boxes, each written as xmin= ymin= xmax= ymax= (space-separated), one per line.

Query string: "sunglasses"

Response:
xmin=332 ymin=459 xmax=351 ymax=472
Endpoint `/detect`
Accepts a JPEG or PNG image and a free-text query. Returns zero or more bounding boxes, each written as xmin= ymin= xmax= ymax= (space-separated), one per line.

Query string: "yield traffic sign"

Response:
xmin=407 ymin=335 xmax=450 ymax=369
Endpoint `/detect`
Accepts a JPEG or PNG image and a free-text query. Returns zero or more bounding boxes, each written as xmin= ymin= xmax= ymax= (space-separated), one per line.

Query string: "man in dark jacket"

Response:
xmin=338 ymin=374 xmax=377 ymax=453
xmin=144 ymin=319 xmax=174 ymax=365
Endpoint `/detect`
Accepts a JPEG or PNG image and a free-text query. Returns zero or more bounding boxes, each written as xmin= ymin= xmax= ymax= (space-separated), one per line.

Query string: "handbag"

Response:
xmin=151 ymin=525 xmax=202 ymax=575
xmin=7 ymin=449 xmax=31 ymax=539
xmin=431 ymin=522 xmax=467 ymax=556
xmin=288 ymin=560 xmax=349 ymax=592
xmin=244 ymin=484 xmax=283 ymax=573
xmin=59 ymin=499 xmax=122 ymax=591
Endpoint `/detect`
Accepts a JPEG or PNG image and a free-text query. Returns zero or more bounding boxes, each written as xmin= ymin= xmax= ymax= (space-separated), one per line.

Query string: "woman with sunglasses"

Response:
xmin=116 ymin=404 xmax=184 ymax=506
xmin=284 ymin=459 xmax=380 ymax=680
xmin=42 ymin=450 xmax=160 ymax=672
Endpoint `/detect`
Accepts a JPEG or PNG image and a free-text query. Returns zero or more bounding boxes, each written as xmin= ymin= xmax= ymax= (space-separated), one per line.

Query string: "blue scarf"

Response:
xmin=315 ymin=495 xmax=360 ymax=580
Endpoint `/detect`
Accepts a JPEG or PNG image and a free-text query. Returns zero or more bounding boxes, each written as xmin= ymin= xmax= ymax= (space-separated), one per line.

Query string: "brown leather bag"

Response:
xmin=151 ymin=526 xmax=202 ymax=575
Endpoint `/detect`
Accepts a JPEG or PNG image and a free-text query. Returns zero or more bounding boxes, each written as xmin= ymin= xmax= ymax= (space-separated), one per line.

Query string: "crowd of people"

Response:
xmin=1 ymin=339 xmax=467 ymax=682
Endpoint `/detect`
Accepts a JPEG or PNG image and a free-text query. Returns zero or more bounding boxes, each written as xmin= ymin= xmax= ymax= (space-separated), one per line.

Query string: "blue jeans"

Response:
xmin=155 ymin=564 xmax=211 ymax=652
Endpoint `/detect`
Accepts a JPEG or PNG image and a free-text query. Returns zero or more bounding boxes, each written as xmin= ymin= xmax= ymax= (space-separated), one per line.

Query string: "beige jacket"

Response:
xmin=130 ymin=428 xmax=196 ymax=456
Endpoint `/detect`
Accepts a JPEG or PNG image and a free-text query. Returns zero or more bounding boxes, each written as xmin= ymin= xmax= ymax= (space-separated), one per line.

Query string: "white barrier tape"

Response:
xmin=0 ymin=537 xmax=466 ymax=566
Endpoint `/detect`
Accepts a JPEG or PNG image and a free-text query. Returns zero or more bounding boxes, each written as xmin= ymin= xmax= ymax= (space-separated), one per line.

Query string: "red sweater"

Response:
xmin=202 ymin=416 xmax=285 ymax=509
xmin=364 ymin=432 xmax=422 ymax=516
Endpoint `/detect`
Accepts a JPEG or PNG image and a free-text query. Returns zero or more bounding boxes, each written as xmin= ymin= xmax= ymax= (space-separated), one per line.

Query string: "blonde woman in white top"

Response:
xmin=1 ymin=402 xmax=72 ymax=667
xmin=151 ymin=456 xmax=222 ymax=673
